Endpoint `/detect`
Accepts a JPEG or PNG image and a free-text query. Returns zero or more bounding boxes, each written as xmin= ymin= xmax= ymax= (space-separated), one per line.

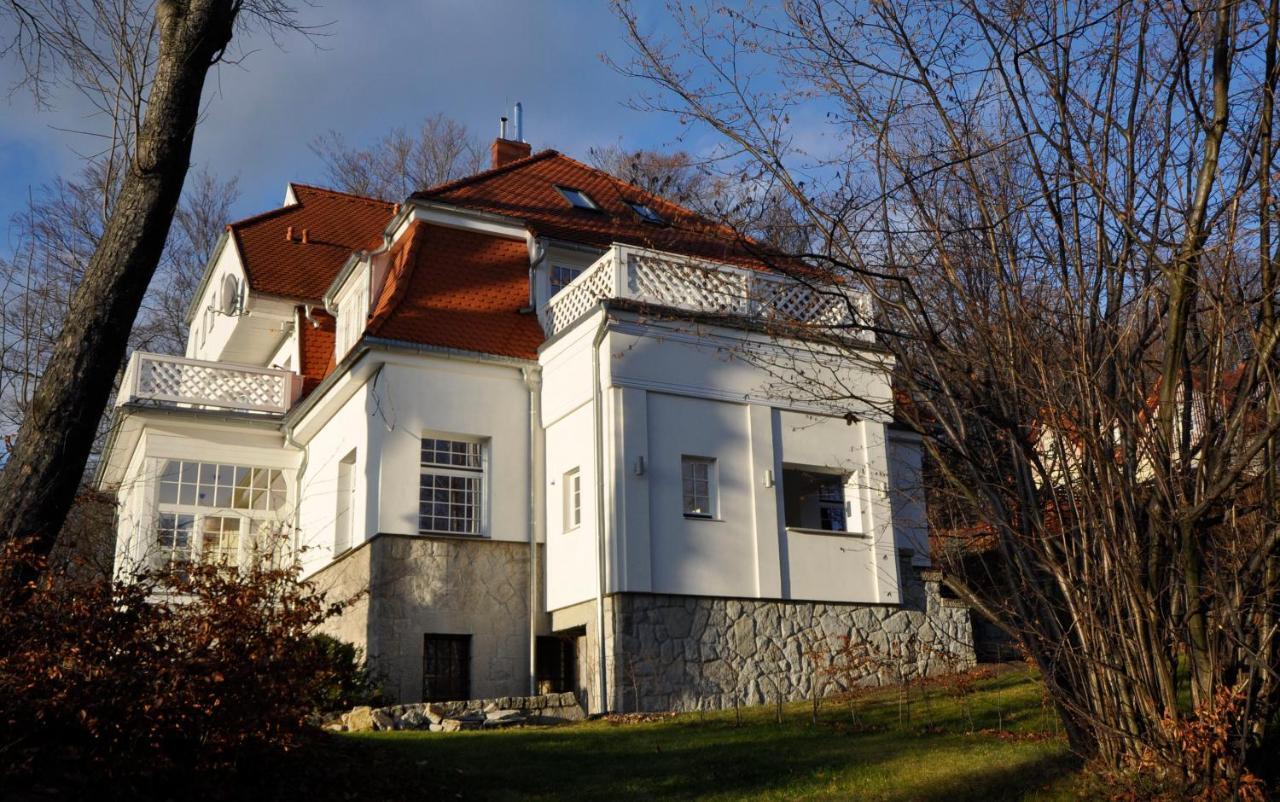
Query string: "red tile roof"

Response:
xmin=413 ymin=151 xmax=764 ymax=266
xmin=366 ymin=222 xmax=544 ymax=360
xmin=230 ymin=184 xmax=395 ymax=301
xmin=297 ymin=307 xmax=336 ymax=395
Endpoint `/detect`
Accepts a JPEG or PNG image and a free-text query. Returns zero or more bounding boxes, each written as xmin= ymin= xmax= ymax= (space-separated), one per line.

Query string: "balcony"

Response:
xmin=117 ymin=352 xmax=303 ymax=415
xmin=539 ymin=244 xmax=872 ymax=339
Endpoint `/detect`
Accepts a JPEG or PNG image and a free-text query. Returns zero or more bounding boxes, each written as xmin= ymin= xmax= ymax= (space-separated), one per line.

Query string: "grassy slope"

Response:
xmin=297 ymin=667 xmax=1083 ymax=802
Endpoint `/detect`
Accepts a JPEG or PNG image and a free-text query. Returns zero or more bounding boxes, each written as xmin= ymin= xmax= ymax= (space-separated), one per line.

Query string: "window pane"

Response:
xmin=681 ymin=456 xmax=714 ymax=516
xmin=782 ymin=468 xmax=847 ymax=531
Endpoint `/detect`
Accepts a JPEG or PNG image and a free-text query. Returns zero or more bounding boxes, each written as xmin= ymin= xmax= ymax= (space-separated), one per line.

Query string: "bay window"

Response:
xmin=154 ymin=459 xmax=288 ymax=569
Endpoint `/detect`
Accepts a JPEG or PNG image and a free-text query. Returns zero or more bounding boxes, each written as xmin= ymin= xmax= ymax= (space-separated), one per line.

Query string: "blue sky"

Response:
xmin=0 ymin=1 xmax=709 ymax=259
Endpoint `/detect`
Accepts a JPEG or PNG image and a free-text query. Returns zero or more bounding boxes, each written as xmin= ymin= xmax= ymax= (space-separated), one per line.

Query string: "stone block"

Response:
xmin=346 ymin=706 xmax=375 ymax=732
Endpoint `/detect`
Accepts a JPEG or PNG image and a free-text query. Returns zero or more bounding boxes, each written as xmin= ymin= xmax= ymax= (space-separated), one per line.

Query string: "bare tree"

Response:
xmin=0 ymin=0 xmax=309 ymax=568
xmin=310 ymin=112 xmax=486 ymax=199
xmin=616 ymin=0 xmax=1280 ymax=791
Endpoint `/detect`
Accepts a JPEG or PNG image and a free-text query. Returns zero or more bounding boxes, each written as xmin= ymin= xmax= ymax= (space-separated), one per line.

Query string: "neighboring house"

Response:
xmin=97 ymin=132 xmax=973 ymax=712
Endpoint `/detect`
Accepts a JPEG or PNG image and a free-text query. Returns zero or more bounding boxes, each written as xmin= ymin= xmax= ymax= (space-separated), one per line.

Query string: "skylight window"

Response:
xmin=556 ymin=186 xmax=599 ymax=211
xmin=627 ymin=201 xmax=665 ymax=225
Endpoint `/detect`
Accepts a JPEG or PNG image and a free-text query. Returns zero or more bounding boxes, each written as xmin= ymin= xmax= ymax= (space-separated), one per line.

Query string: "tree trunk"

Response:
xmin=0 ymin=0 xmax=238 ymax=567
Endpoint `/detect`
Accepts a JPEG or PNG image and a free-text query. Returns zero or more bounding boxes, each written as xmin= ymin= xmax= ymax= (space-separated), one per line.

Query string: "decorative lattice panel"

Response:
xmin=626 ymin=254 xmax=752 ymax=315
xmin=754 ymin=279 xmax=856 ymax=328
xmin=136 ymin=355 xmax=289 ymax=412
xmin=544 ymin=258 xmax=618 ymax=334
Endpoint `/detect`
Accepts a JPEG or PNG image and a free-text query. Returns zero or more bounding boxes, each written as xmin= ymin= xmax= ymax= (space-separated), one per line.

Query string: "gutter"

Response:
xmin=590 ymin=305 xmax=612 ymax=713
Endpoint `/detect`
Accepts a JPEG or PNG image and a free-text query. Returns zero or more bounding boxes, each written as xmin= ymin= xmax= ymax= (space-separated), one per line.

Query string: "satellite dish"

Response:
xmin=220 ymin=274 xmax=240 ymax=316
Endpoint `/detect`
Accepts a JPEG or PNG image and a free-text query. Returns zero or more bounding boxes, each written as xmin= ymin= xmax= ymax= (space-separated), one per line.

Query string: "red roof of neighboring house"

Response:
xmin=230 ymin=184 xmax=395 ymax=301
xmin=413 ymin=150 xmax=765 ymax=267
xmin=366 ymin=221 xmax=544 ymax=360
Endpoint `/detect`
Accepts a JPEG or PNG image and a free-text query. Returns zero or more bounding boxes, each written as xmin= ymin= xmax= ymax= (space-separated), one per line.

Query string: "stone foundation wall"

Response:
xmin=313 ymin=534 xmax=545 ymax=704
xmin=606 ymin=576 xmax=973 ymax=712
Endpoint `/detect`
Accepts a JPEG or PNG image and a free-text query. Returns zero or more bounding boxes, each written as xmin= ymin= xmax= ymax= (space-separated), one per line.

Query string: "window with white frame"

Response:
xmin=154 ymin=459 xmax=287 ymax=570
xmin=419 ymin=437 xmax=486 ymax=535
xmin=781 ymin=467 xmax=857 ymax=533
xmin=549 ymin=265 xmax=583 ymax=297
xmin=334 ymin=451 xmax=356 ymax=554
xmin=681 ymin=456 xmax=717 ymax=518
xmin=335 ymin=271 xmax=368 ymax=359
xmin=563 ymin=467 xmax=581 ymax=531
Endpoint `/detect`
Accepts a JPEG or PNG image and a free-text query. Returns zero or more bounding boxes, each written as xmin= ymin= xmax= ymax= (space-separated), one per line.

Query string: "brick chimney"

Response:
xmin=491 ymin=137 xmax=531 ymax=169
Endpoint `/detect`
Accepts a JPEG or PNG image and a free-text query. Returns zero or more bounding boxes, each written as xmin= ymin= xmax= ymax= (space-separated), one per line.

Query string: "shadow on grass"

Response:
xmin=261 ymin=716 xmax=1079 ymax=802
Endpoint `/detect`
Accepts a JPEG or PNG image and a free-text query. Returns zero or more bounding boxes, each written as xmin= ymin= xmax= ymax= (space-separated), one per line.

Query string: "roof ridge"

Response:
xmin=227 ymin=201 xmax=302 ymax=231
xmin=411 ymin=149 xmax=560 ymax=199
xmin=289 ymin=182 xmax=397 ymax=208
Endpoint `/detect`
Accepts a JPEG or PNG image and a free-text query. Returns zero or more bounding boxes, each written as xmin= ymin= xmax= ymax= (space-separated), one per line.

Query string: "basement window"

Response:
xmin=627 ymin=201 xmax=665 ymax=225
xmin=556 ymin=186 xmax=600 ymax=211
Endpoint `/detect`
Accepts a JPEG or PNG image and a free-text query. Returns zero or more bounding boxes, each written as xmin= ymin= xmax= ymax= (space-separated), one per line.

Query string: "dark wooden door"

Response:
xmin=422 ymin=634 xmax=471 ymax=702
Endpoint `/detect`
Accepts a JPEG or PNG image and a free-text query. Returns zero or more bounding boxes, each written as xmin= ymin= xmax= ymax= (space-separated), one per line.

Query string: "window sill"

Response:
xmin=683 ymin=513 xmax=722 ymax=522
xmin=785 ymin=526 xmax=868 ymax=539
xmin=416 ymin=530 xmax=489 ymax=539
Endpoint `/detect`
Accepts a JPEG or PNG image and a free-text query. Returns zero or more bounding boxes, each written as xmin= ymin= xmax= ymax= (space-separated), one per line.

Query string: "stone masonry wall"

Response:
xmin=314 ymin=534 xmax=545 ymax=704
xmin=607 ymin=574 xmax=973 ymax=712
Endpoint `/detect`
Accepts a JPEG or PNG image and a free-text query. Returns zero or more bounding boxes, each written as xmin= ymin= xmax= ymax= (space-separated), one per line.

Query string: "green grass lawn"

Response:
xmin=295 ymin=666 xmax=1084 ymax=801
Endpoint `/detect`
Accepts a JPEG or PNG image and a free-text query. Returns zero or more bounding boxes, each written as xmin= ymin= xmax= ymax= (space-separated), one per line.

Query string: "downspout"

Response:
xmin=590 ymin=306 xmax=611 ymax=713
xmin=522 ymin=366 xmax=544 ymax=695
xmin=282 ymin=423 xmax=309 ymax=559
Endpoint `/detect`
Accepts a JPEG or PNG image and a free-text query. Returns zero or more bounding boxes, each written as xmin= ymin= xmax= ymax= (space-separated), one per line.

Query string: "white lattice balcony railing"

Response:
xmin=539 ymin=244 xmax=872 ymax=339
xmin=117 ymin=352 xmax=303 ymax=414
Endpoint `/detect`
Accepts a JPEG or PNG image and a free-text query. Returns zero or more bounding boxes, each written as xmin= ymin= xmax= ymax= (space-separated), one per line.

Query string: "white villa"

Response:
xmin=98 ymin=127 xmax=973 ymax=713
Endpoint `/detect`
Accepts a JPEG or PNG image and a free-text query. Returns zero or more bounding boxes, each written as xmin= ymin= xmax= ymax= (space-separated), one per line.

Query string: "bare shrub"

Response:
xmin=0 ymin=534 xmax=354 ymax=796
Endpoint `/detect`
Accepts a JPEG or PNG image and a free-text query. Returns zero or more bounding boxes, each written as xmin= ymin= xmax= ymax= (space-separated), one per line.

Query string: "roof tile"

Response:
xmin=231 ymin=184 xmax=395 ymax=301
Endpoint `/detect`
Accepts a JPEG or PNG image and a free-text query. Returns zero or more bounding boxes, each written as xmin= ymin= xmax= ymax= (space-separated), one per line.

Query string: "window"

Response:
xmin=158 ymin=460 xmax=286 ymax=512
xmin=200 ymin=515 xmax=241 ymax=565
xmin=563 ymin=467 xmax=582 ymax=531
xmin=156 ymin=512 xmax=194 ymax=568
xmin=782 ymin=467 xmax=854 ymax=532
xmin=419 ymin=437 xmax=485 ymax=535
xmin=335 ymin=271 xmax=368 ymax=358
xmin=627 ymin=201 xmax=665 ymax=225
xmin=549 ymin=264 xmax=584 ymax=296
xmin=154 ymin=459 xmax=287 ymax=571
xmin=555 ymin=185 xmax=599 ymax=211
xmin=334 ymin=451 xmax=356 ymax=554
xmin=681 ymin=456 xmax=716 ymax=518
xmin=422 ymin=634 xmax=471 ymax=702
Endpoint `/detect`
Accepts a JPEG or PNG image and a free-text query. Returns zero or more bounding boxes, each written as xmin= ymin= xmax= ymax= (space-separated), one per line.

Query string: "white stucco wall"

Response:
xmin=186 ymin=238 xmax=247 ymax=361
xmin=540 ymin=312 xmax=909 ymax=610
xmin=364 ymin=355 xmax=533 ymax=544
xmin=296 ymin=383 xmax=376 ymax=577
